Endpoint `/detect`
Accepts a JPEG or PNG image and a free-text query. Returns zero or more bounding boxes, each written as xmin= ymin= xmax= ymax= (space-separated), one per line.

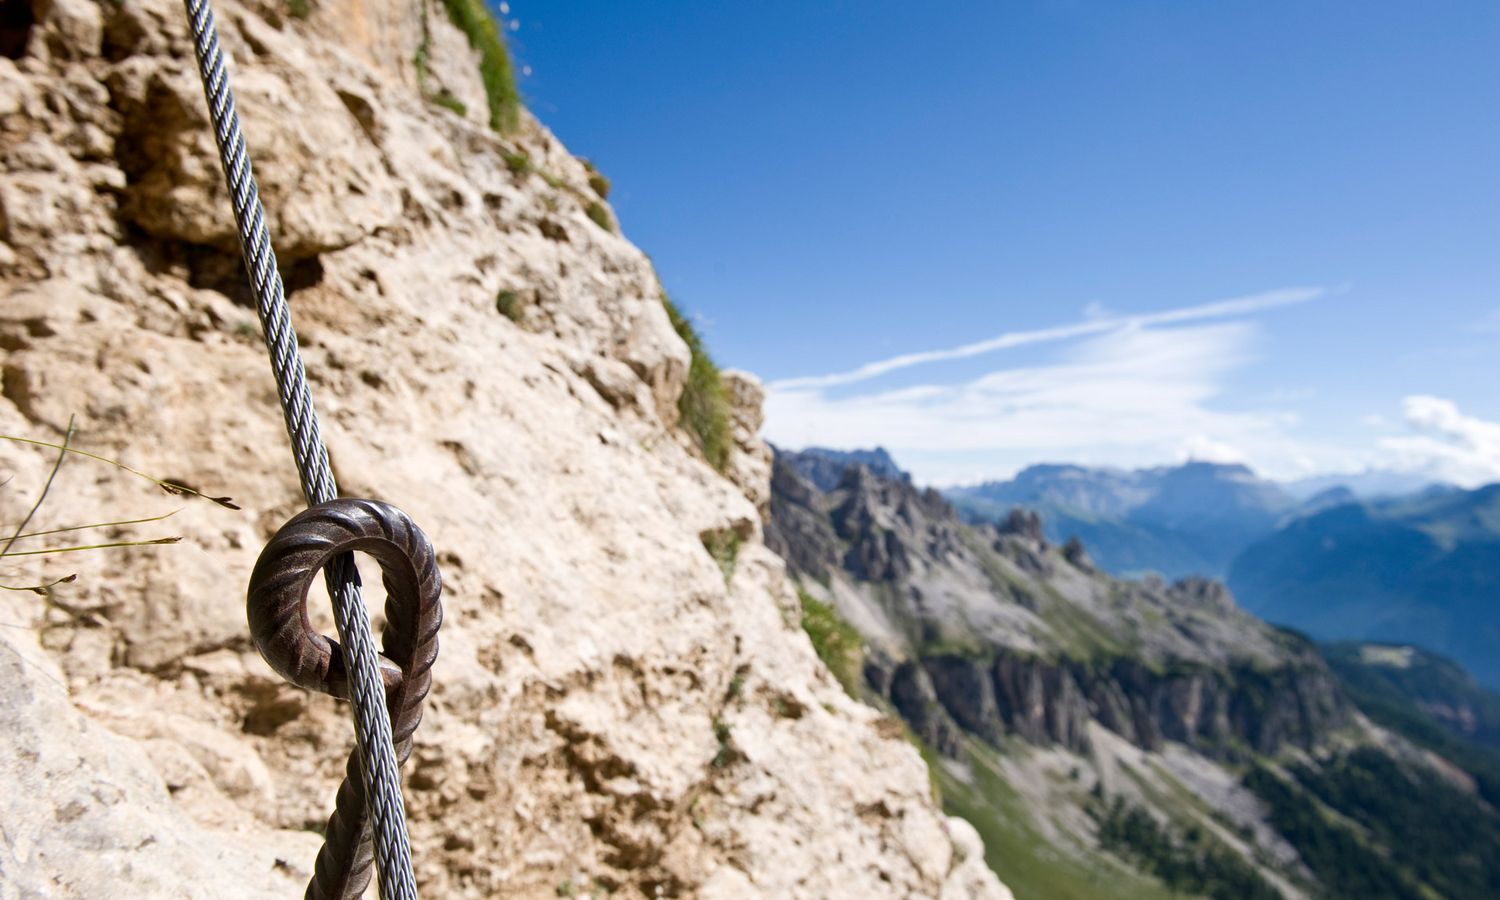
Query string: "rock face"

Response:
xmin=0 ymin=628 xmax=318 ymax=898
xmin=0 ymin=2 xmax=1008 ymax=897
xmin=917 ymin=652 xmax=1345 ymax=757
xmin=768 ymin=452 xmax=1351 ymax=762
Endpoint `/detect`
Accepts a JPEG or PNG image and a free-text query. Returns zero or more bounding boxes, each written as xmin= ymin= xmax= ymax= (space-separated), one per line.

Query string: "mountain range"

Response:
xmin=946 ymin=461 xmax=1298 ymax=579
xmin=768 ymin=446 xmax=1500 ymax=899
xmin=1229 ymin=485 xmax=1500 ymax=688
xmin=944 ymin=458 xmax=1500 ymax=690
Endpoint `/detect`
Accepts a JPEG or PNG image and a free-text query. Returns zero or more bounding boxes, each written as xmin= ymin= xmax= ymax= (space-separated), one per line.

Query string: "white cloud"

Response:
xmin=1378 ymin=396 xmax=1500 ymax=487
xmin=765 ymin=315 xmax=1350 ymax=485
xmin=1180 ymin=435 xmax=1248 ymax=465
xmin=762 ymin=285 xmax=1500 ymax=490
xmin=768 ymin=286 xmax=1325 ymax=391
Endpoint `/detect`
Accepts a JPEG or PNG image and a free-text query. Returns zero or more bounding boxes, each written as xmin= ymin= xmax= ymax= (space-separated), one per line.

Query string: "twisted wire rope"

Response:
xmin=180 ymin=1 xmax=418 ymax=895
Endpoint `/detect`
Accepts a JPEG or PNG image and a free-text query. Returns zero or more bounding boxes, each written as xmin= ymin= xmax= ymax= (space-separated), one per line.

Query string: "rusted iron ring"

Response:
xmin=247 ymin=498 xmax=442 ymax=900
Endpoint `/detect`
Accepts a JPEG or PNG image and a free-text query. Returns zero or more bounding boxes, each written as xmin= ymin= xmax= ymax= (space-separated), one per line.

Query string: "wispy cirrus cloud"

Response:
xmin=763 ymin=286 xmax=1343 ymax=485
xmin=768 ymin=286 xmax=1326 ymax=391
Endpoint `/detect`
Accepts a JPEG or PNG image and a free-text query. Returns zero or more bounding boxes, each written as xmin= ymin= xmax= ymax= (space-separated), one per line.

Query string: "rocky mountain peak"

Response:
xmin=771 ymin=457 xmax=1350 ymax=762
xmin=774 ymin=444 xmax=912 ymax=492
xmin=996 ymin=507 xmax=1046 ymax=544
xmin=1061 ymin=534 xmax=1094 ymax=571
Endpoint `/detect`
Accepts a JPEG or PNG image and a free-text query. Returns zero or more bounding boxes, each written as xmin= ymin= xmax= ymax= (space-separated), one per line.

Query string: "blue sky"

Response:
xmin=506 ymin=1 xmax=1500 ymax=486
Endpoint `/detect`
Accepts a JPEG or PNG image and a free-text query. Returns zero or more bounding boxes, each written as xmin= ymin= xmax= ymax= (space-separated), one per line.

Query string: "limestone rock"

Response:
xmin=0 ymin=629 xmax=317 ymax=899
xmin=0 ymin=0 xmax=1007 ymax=896
xmin=720 ymin=369 xmax=773 ymax=520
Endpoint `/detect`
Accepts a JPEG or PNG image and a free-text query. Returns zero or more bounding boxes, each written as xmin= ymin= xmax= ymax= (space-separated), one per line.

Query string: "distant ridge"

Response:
xmin=1231 ymin=483 xmax=1500 ymax=688
xmin=774 ymin=445 xmax=911 ymax=493
xmin=945 ymin=460 xmax=1297 ymax=579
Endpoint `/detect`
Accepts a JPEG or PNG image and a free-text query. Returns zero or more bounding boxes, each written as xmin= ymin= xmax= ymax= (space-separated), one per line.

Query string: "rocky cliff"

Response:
xmin=0 ymin=2 xmax=1007 ymax=896
xmin=769 ymin=452 xmax=1349 ymax=764
xmin=770 ymin=449 xmax=1500 ymax=900
xmin=768 ymin=449 xmax=1395 ymax=897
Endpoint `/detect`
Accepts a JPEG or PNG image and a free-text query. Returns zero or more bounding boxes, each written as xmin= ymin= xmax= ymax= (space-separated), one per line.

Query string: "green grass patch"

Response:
xmin=797 ymin=588 xmax=865 ymax=697
xmin=662 ymin=294 xmax=731 ymax=471
xmin=711 ymin=717 xmax=735 ymax=768
xmin=580 ymin=158 xmax=612 ymax=199
xmin=437 ymin=0 xmax=521 ymax=133
xmin=286 ymin=0 xmax=311 ymax=19
xmin=495 ymin=289 xmax=521 ymax=322
xmin=503 ymin=151 xmax=532 ymax=175
xmin=580 ymin=158 xmax=613 ymax=198
xmin=431 ymin=90 xmax=467 ymax=117
xmin=937 ymin=740 xmax=1178 ymax=900
xmin=701 ymin=529 xmax=742 ymax=584
xmin=585 ymin=201 xmax=614 ymax=232
xmin=917 ymin=636 xmax=992 ymax=661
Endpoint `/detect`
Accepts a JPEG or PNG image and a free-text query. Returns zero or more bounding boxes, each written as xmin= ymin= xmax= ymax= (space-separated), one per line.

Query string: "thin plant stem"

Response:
xmin=1 ymin=510 xmax=180 ymax=544
xmin=0 ymin=574 xmax=78 ymax=594
xmin=1 ymin=417 xmax=75 ymax=560
xmin=0 ymin=434 xmax=238 ymax=509
xmin=2 ymin=537 xmax=182 ymax=557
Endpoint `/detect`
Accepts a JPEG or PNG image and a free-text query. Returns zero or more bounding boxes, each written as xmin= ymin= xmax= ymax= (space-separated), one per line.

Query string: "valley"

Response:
xmin=773 ymin=447 xmax=1500 ymax=899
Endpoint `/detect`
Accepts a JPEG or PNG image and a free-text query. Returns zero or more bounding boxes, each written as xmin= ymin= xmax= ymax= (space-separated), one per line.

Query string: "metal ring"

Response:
xmin=247 ymin=498 xmax=442 ymax=899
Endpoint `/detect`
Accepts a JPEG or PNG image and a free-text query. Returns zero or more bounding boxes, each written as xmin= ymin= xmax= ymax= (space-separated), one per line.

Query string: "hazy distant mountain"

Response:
xmin=1295 ymin=485 xmax=1359 ymax=517
xmin=1282 ymin=469 xmax=1443 ymax=501
xmin=946 ymin=462 xmax=1298 ymax=579
xmin=775 ymin=445 xmax=910 ymax=493
xmin=1230 ymin=484 xmax=1500 ymax=688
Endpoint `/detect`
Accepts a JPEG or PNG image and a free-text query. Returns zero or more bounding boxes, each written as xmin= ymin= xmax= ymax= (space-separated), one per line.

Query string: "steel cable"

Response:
xmin=180 ymin=1 xmax=420 ymax=895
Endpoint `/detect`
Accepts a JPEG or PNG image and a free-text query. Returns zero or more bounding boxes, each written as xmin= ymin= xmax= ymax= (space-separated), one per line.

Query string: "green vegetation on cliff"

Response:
xmin=415 ymin=0 xmax=521 ymax=133
xmin=798 ymin=589 xmax=864 ymax=697
xmin=701 ymin=529 xmax=741 ymax=584
xmin=1247 ymin=747 xmax=1500 ymax=899
xmin=662 ymin=294 xmax=731 ymax=471
xmin=581 ymin=159 xmax=612 ymax=199
xmin=440 ymin=0 xmax=521 ymax=132
xmin=1091 ymin=796 xmax=1282 ymax=900
xmin=936 ymin=741 xmax=1176 ymax=900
